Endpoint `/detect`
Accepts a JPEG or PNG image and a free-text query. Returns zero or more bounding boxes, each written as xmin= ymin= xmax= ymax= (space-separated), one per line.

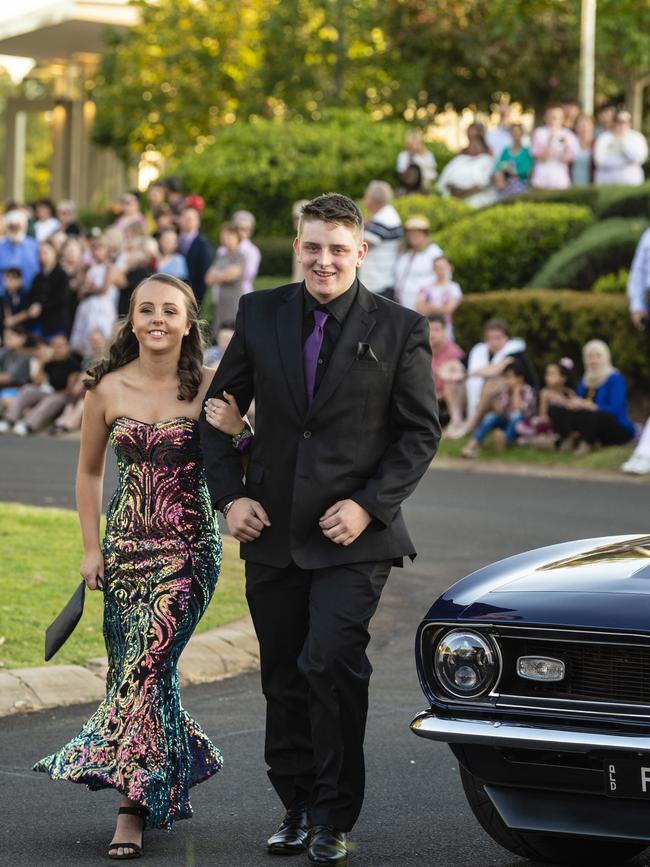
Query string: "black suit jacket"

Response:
xmin=185 ymin=234 xmax=213 ymax=305
xmin=199 ymin=281 xmax=440 ymax=569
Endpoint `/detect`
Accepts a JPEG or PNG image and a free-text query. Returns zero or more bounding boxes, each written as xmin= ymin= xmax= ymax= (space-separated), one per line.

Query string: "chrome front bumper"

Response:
xmin=410 ymin=710 xmax=650 ymax=753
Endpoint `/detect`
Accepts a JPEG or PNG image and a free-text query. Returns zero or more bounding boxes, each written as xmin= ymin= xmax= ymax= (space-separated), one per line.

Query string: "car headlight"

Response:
xmin=434 ymin=629 xmax=499 ymax=698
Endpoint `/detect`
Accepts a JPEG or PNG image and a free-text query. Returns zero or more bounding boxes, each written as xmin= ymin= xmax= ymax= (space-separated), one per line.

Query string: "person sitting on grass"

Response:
xmin=516 ymin=357 xmax=576 ymax=446
xmin=461 ymin=358 xmax=536 ymax=458
xmin=427 ymin=314 xmax=465 ymax=432
xmin=446 ymin=317 xmax=536 ymax=439
xmin=622 ymin=417 xmax=650 ymax=475
xmin=0 ymin=333 xmax=81 ymax=436
xmin=548 ymin=340 xmax=635 ymax=456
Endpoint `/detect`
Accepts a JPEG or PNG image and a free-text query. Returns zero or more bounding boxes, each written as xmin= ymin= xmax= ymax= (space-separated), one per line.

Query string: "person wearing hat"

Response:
xmin=394 ymin=215 xmax=443 ymax=310
xmin=0 ymin=210 xmax=39 ymax=295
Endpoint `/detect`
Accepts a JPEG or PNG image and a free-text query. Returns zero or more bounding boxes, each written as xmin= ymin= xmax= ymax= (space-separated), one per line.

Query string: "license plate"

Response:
xmin=604 ymin=758 xmax=650 ymax=798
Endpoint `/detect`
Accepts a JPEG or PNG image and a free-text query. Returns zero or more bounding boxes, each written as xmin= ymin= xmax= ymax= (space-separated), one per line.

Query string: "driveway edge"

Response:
xmin=432 ymin=456 xmax=650 ymax=485
xmin=0 ymin=615 xmax=259 ymax=717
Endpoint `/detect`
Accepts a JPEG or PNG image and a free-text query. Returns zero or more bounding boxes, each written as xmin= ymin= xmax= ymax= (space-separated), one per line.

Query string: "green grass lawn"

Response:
xmin=0 ymin=503 xmax=247 ymax=669
xmin=437 ymin=434 xmax=635 ymax=471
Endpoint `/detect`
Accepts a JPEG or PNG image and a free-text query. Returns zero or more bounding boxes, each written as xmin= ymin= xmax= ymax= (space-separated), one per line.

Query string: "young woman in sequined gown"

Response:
xmin=34 ymin=274 xmax=223 ymax=859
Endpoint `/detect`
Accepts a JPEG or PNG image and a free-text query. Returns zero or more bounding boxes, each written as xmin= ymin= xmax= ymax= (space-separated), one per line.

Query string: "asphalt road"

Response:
xmin=1 ymin=437 xmax=650 ymax=866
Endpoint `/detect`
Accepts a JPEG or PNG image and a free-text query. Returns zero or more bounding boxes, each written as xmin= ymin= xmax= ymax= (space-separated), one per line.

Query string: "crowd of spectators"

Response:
xmin=1 ymin=101 xmax=649 ymax=474
xmin=0 ymin=180 xmax=262 ymax=435
xmin=395 ymin=100 xmax=649 ymax=205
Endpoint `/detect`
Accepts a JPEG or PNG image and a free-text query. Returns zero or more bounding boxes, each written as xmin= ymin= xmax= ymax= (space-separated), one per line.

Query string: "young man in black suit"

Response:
xmin=200 ymin=193 xmax=440 ymax=864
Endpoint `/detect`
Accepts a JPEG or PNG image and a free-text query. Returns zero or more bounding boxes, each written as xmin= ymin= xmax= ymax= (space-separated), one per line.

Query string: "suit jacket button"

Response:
xmin=303 ymin=430 xmax=312 ymax=439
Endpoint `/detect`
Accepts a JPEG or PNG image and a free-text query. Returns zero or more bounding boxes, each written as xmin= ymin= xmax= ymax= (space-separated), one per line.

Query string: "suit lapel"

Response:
xmin=276 ymin=283 xmax=308 ymax=419
xmin=306 ymin=283 xmax=377 ymax=420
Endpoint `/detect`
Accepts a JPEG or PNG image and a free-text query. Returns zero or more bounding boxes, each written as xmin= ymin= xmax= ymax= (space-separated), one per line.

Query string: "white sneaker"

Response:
xmin=622 ymin=455 xmax=650 ymax=475
xmin=12 ymin=421 xmax=28 ymax=437
xmin=0 ymin=420 xmax=10 ymax=434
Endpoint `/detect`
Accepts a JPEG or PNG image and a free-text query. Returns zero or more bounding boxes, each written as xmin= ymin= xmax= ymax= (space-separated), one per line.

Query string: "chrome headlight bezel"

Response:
xmin=433 ymin=628 xmax=501 ymax=700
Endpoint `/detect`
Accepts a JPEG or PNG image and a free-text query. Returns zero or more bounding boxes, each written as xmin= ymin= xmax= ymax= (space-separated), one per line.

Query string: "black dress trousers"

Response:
xmin=245 ymin=558 xmax=393 ymax=831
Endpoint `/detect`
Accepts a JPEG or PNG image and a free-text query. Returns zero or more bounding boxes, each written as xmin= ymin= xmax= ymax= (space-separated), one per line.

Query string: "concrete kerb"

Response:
xmin=0 ymin=615 xmax=259 ymax=718
xmin=432 ymin=456 xmax=650 ymax=485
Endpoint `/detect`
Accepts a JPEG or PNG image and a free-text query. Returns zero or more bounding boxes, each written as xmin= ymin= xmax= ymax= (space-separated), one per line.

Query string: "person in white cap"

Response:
xmin=0 ymin=210 xmax=39 ymax=293
xmin=394 ymin=215 xmax=443 ymax=310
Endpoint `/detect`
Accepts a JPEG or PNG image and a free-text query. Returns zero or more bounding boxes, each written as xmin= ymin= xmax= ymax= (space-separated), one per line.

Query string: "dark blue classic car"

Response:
xmin=411 ymin=535 xmax=650 ymax=867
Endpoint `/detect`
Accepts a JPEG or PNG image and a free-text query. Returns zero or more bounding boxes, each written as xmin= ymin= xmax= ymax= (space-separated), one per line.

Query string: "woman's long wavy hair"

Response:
xmin=84 ymin=273 xmax=206 ymax=401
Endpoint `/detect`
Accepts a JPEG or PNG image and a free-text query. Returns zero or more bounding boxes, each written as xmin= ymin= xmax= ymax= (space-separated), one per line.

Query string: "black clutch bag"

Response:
xmin=44 ymin=581 xmax=87 ymax=661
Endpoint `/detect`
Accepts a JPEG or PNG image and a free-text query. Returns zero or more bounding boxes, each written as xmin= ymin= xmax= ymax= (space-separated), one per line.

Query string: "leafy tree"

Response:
xmin=92 ymin=0 xmax=265 ymax=160
xmin=384 ymin=0 xmax=580 ymax=117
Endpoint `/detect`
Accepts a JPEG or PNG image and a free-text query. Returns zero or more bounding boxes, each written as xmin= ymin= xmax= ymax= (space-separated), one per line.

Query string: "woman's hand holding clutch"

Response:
xmin=80 ymin=549 xmax=104 ymax=590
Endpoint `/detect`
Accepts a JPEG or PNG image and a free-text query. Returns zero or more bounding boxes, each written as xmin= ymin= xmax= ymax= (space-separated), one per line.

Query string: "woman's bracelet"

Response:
xmin=231 ymin=424 xmax=253 ymax=453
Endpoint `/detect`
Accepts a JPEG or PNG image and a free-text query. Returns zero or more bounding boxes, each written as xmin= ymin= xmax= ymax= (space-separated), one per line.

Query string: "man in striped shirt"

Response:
xmin=359 ymin=181 xmax=403 ymax=300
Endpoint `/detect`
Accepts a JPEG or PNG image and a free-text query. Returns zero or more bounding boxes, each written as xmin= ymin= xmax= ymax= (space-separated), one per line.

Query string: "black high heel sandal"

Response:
xmin=108 ymin=805 xmax=148 ymax=860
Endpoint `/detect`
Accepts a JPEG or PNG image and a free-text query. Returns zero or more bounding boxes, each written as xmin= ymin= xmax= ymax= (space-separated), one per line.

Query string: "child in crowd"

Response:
xmin=204 ymin=320 xmax=235 ymax=369
xmin=1 ymin=268 xmax=28 ymax=334
xmin=415 ymin=256 xmax=463 ymax=340
xmin=516 ymin=357 xmax=576 ymax=446
xmin=461 ymin=358 xmax=536 ymax=458
xmin=0 ymin=326 xmax=31 ymax=403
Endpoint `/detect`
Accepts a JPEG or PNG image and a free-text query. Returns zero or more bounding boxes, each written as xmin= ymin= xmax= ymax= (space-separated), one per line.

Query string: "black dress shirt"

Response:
xmin=302 ymin=280 xmax=358 ymax=397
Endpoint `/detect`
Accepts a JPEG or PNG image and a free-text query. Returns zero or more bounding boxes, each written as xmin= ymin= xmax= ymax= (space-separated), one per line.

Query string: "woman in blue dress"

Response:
xmin=548 ymin=339 xmax=635 ymax=456
xmin=34 ymin=274 xmax=222 ymax=859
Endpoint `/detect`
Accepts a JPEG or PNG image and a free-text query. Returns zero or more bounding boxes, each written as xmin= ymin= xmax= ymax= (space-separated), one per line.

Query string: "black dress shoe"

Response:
xmin=307 ymin=825 xmax=348 ymax=864
xmin=267 ymin=804 xmax=310 ymax=856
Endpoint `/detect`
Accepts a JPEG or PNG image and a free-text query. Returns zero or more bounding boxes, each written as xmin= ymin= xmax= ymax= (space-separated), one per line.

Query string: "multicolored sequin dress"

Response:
xmin=34 ymin=416 xmax=223 ymax=829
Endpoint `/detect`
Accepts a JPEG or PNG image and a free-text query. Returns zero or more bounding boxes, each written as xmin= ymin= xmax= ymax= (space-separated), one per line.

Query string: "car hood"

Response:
xmin=425 ymin=534 xmax=650 ymax=632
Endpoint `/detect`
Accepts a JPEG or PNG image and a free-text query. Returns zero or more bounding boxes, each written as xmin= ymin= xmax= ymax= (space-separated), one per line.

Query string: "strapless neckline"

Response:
xmin=111 ymin=415 xmax=199 ymax=429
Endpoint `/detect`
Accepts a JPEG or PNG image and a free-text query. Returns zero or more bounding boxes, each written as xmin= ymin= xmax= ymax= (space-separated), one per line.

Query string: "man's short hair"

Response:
xmin=484 ymin=317 xmax=510 ymax=337
xmin=298 ymin=193 xmax=363 ymax=239
xmin=4 ymin=267 xmax=22 ymax=280
xmin=365 ymin=180 xmax=393 ymax=207
xmin=427 ymin=314 xmax=446 ymax=327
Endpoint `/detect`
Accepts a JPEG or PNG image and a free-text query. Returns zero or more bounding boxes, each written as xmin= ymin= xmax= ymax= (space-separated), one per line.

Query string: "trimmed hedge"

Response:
xmin=393 ymin=194 xmax=470 ymax=234
xmin=514 ymin=182 xmax=650 ymax=221
xmin=453 ymin=290 xmax=650 ymax=393
xmin=528 ymin=218 xmax=649 ymax=290
xmin=593 ymin=269 xmax=629 ymax=294
xmin=434 ymin=202 xmax=594 ymax=294
xmin=256 ymin=236 xmax=294 ymax=277
xmin=175 ymin=109 xmax=453 ymax=236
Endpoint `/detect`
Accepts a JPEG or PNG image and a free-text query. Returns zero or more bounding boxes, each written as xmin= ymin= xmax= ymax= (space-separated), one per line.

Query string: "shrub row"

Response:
xmin=453 ymin=290 xmax=650 ymax=394
xmin=435 ymin=202 xmax=594 ymax=294
xmin=256 ymin=236 xmax=294 ymax=277
xmin=592 ymin=269 xmax=629 ymax=294
xmin=528 ymin=218 xmax=649 ymax=290
xmin=175 ymin=109 xmax=453 ymax=236
xmin=515 ymin=182 xmax=650 ymax=221
xmin=393 ymin=194 xmax=471 ymax=233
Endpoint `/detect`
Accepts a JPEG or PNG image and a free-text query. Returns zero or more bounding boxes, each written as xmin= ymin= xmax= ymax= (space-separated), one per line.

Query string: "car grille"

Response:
xmin=498 ymin=636 xmax=650 ymax=706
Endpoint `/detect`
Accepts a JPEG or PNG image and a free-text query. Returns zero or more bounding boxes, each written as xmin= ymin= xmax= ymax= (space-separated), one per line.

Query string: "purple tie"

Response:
xmin=303 ymin=309 xmax=330 ymax=405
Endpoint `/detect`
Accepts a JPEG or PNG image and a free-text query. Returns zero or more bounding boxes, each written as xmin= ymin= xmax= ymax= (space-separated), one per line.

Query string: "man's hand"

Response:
xmin=631 ymin=311 xmax=648 ymax=330
xmin=227 ymin=497 xmax=270 ymax=542
xmin=319 ymin=500 xmax=372 ymax=546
